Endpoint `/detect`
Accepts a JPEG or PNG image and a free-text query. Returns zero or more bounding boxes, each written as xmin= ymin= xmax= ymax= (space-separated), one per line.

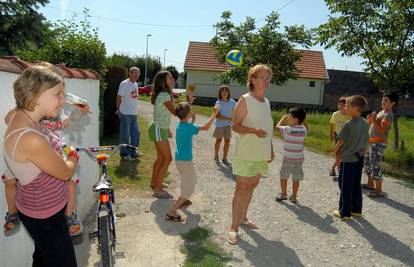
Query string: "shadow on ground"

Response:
xmin=283 ymin=203 xmax=338 ymax=234
xmin=349 ymin=217 xmax=414 ymax=266
xmin=238 ymin=227 xmax=304 ymax=267
xmin=150 ymin=198 xmax=201 ymax=235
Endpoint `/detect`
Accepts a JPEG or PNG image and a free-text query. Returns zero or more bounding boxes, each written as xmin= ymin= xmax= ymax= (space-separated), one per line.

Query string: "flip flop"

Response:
xmin=289 ymin=195 xmax=297 ymax=204
xmin=240 ymin=220 xmax=258 ymax=230
xmin=362 ymin=184 xmax=375 ymax=190
xmin=165 ymin=214 xmax=185 ymax=222
xmin=367 ymin=191 xmax=387 ymax=198
xmin=275 ymin=193 xmax=288 ymax=202
xmin=227 ymin=231 xmax=238 ymax=245
xmin=152 ymin=191 xmax=173 ymax=199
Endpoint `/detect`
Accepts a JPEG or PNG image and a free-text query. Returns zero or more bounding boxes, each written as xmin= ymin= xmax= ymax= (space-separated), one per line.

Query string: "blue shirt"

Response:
xmin=215 ymin=99 xmax=236 ymax=128
xmin=175 ymin=122 xmax=200 ymax=161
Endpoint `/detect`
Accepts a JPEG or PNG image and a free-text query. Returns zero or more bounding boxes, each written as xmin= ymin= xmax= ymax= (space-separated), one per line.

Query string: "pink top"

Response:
xmin=3 ymin=126 xmax=68 ymax=219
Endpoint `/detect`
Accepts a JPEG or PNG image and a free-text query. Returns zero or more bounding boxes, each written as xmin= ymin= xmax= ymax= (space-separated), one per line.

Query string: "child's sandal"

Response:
xmin=66 ymin=211 xmax=83 ymax=236
xmin=4 ymin=212 xmax=20 ymax=235
xmin=289 ymin=195 xmax=297 ymax=204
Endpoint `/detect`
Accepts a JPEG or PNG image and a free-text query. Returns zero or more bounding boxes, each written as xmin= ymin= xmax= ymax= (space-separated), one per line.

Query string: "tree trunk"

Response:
xmin=393 ymin=111 xmax=399 ymax=151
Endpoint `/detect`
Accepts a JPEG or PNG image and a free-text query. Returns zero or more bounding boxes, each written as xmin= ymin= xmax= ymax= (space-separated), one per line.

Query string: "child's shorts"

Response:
xmin=176 ymin=160 xmax=196 ymax=199
xmin=148 ymin=122 xmax=169 ymax=142
xmin=280 ymin=160 xmax=304 ymax=181
xmin=213 ymin=126 xmax=232 ymax=139
xmin=232 ymin=160 xmax=268 ymax=178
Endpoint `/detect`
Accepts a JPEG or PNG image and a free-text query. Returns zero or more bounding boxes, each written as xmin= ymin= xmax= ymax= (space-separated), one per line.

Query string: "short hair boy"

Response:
xmin=333 ymin=95 xmax=369 ymax=220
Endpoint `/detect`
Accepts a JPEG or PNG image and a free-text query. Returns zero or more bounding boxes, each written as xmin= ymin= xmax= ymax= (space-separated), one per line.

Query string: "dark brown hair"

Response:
xmin=217 ymin=86 xmax=230 ymax=100
xmin=289 ymin=107 xmax=307 ymax=124
xmin=151 ymin=71 xmax=172 ymax=105
xmin=338 ymin=96 xmax=347 ymax=104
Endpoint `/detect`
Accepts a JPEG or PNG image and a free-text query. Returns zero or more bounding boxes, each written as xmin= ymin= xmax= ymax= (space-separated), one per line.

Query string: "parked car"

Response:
xmin=138 ymin=85 xmax=152 ymax=96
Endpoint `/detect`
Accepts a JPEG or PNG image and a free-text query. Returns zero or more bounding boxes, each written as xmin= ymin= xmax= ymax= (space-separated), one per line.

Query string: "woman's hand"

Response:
xmin=254 ymin=128 xmax=267 ymax=138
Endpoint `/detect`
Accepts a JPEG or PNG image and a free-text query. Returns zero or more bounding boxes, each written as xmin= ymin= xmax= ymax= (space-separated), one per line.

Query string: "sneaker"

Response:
xmin=122 ymin=155 xmax=135 ymax=161
xmin=333 ymin=210 xmax=351 ymax=221
xmin=329 ymin=168 xmax=336 ymax=177
xmin=131 ymin=153 xmax=143 ymax=159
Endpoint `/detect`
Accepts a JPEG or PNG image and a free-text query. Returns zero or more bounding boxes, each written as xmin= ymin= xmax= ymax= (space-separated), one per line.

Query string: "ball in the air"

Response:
xmin=225 ymin=49 xmax=243 ymax=67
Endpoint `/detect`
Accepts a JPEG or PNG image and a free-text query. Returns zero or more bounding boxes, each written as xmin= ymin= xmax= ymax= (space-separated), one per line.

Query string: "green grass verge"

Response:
xmin=101 ymin=116 xmax=157 ymax=190
xmin=181 ymin=227 xmax=232 ymax=267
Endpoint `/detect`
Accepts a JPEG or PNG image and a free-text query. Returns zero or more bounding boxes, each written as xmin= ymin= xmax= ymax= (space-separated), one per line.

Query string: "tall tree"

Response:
xmin=17 ymin=8 xmax=107 ymax=74
xmin=0 ymin=0 xmax=51 ymax=55
xmin=317 ymin=0 xmax=414 ymax=150
xmin=211 ymin=11 xmax=313 ymax=85
xmin=165 ymin=65 xmax=179 ymax=80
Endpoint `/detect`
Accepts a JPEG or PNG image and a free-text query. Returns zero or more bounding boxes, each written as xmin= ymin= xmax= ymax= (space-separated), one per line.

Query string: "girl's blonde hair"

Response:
xmin=246 ymin=64 xmax=273 ymax=91
xmin=14 ymin=65 xmax=64 ymax=111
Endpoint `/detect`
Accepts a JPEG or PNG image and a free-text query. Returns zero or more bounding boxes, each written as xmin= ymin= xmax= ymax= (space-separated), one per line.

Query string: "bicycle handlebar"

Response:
xmin=75 ymin=144 xmax=136 ymax=159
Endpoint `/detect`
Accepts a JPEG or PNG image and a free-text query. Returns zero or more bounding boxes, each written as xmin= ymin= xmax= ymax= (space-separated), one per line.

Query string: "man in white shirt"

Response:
xmin=116 ymin=67 xmax=142 ymax=160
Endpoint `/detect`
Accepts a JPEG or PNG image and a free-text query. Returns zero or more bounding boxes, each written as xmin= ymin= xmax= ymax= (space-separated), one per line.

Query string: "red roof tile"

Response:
xmin=184 ymin=42 xmax=328 ymax=80
xmin=0 ymin=56 xmax=101 ymax=80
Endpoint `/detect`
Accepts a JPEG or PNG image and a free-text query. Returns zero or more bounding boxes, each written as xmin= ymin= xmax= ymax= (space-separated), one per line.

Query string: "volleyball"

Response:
xmin=225 ymin=49 xmax=243 ymax=67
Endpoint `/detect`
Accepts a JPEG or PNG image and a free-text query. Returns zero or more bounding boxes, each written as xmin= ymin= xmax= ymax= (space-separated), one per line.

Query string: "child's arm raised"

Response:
xmin=199 ymin=112 xmax=216 ymax=131
xmin=276 ymin=114 xmax=288 ymax=129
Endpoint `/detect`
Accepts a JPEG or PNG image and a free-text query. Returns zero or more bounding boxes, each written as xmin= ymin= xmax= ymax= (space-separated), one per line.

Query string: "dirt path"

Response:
xmin=76 ymin=100 xmax=414 ymax=267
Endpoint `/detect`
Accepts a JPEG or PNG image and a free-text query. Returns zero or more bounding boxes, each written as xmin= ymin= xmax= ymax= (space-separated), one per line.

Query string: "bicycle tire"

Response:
xmin=99 ymin=213 xmax=113 ymax=267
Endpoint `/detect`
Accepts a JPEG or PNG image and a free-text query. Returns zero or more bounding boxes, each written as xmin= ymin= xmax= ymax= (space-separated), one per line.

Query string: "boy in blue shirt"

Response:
xmin=165 ymin=102 xmax=217 ymax=222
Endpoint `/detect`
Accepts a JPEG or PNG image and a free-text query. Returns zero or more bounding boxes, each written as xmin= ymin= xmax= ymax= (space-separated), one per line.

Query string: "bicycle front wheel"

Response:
xmin=99 ymin=212 xmax=113 ymax=267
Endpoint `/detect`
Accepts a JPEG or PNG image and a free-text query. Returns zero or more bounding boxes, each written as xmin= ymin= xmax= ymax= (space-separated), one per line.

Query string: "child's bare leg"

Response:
xmin=367 ymin=174 xmax=374 ymax=188
xmin=292 ymin=181 xmax=300 ymax=198
xmin=5 ymin=179 xmax=17 ymax=214
xmin=280 ymin=179 xmax=288 ymax=197
xmin=374 ymin=180 xmax=383 ymax=193
xmin=65 ymin=181 xmax=76 ymax=216
xmin=168 ymin=197 xmax=187 ymax=216
xmin=223 ymin=139 xmax=231 ymax=161
xmin=214 ymin=138 xmax=222 ymax=160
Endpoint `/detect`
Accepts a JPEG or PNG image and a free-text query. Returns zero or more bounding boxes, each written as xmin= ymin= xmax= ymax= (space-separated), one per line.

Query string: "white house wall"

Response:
xmin=0 ymin=72 xmax=100 ymax=267
xmin=187 ymin=70 xmax=324 ymax=105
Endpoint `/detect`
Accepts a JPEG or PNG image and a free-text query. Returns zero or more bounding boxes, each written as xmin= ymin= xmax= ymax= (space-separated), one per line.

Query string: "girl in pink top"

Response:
xmin=3 ymin=65 xmax=79 ymax=266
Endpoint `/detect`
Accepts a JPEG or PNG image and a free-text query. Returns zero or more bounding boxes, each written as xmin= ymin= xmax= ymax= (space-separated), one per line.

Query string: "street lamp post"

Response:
xmin=144 ymin=34 xmax=152 ymax=86
xmin=163 ymin=49 xmax=168 ymax=69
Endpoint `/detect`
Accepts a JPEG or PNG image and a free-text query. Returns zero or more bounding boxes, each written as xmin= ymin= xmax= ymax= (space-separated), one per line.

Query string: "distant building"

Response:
xmin=184 ymin=41 xmax=329 ymax=108
xmin=325 ymin=69 xmax=414 ymax=116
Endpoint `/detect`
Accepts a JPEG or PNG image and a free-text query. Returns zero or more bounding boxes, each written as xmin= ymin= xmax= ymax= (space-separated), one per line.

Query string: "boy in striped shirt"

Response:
xmin=275 ymin=108 xmax=308 ymax=204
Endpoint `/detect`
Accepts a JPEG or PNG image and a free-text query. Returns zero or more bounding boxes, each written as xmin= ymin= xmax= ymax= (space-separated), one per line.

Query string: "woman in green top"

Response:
xmin=148 ymin=71 xmax=195 ymax=198
xmin=148 ymin=71 xmax=176 ymax=198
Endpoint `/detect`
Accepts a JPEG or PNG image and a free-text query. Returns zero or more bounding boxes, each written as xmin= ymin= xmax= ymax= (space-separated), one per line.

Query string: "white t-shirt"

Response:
xmin=117 ymin=79 xmax=138 ymax=115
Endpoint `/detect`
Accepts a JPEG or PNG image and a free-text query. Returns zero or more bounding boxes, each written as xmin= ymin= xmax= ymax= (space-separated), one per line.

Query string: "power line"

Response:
xmin=46 ymin=6 xmax=213 ymax=28
xmin=256 ymin=0 xmax=297 ymax=23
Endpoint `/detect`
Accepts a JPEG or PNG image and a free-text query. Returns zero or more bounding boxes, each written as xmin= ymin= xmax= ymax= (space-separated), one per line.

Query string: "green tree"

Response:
xmin=0 ymin=0 xmax=51 ymax=55
xmin=316 ymin=0 xmax=414 ymax=150
xmin=17 ymin=8 xmax=107 ymax=74
xmin=165 ymin=65 xmax=179 ymax=80
xmin=211 ymin=11 xmax=313 ymax=85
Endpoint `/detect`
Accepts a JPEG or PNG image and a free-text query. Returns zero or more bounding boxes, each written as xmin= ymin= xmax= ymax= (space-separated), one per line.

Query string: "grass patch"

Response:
xmin=101 ymin=116 xmax=156 ymax=190
xmin=181 ymin=227 xmax=232 ymax=267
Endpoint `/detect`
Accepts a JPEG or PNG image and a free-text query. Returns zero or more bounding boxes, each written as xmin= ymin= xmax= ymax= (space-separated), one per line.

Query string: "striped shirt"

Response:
xmin=15 ymin=126 xmax=68 ymax=219
xmin=279 ymin=125 xmax=307 ymax=162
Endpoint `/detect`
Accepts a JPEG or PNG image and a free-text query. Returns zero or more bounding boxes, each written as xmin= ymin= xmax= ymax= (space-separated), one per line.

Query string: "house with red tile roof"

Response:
xmin=184 ymin=41 xmax=329 ymax=107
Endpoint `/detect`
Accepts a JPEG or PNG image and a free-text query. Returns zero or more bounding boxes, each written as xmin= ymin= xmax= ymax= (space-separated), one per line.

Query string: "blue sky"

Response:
xmin=39 ymin=0 xmax=364 ymax=72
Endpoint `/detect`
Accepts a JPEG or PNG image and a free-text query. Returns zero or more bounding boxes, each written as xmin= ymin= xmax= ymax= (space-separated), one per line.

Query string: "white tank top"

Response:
xmin=232 ymin=93 xmax=274 ymax=161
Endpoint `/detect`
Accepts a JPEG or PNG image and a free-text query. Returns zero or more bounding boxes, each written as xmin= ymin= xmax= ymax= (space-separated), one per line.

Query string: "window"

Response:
xmin=309 ymin=81 xmax=315 ymax=87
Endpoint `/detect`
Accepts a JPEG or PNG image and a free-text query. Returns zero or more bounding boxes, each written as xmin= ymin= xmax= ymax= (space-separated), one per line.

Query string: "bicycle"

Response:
xmin=76 ymin=144 xmax=135 ymax=267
